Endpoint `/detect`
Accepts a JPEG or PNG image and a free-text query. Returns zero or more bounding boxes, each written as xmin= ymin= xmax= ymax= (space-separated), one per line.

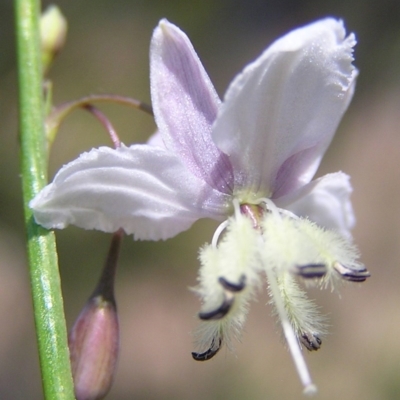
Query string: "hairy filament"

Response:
xmin=266 ymin=268 xmax=317 ymax=395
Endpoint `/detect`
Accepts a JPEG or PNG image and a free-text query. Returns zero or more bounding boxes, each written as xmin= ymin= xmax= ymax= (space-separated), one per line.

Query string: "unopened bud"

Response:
xmin=69 ymin=230 xmax=123 ymax=400
xmin=69 ymin=295 xmax=119 ymax=400
xmin=40 ymin=5 xmax=68 ymax=74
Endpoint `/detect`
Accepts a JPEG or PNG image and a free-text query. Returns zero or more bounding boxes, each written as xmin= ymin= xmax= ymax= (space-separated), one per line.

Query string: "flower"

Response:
xmin=30 ymin=18 xmax=370 ymax=393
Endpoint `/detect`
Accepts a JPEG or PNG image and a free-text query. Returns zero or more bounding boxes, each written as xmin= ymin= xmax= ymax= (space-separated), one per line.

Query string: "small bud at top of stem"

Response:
xmin=40 ymin=5 xmax=68 ymax=75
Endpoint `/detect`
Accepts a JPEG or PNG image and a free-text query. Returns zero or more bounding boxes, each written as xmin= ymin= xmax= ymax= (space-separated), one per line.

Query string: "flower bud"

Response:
xmin=40 ymin=5 xmax=68 ymax=74
xmin=69 ymin=230 xmax=123 ymax=400
xmin=69 ymin=295 xmax=119 ymax=400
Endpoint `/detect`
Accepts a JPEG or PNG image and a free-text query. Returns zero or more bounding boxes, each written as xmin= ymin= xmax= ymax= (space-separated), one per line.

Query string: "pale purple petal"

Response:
xmin=146 ymin=131 xmax=165 ymax=148
xmin=212 ymin=18 xmax=357 ymax=198
xmin=30 ymin=145 xmax=230 ymax=240
xmin=150 ymin=19 xmax=234 ymax=194
xmin=276 ymin=172 xmax=355 ymax=239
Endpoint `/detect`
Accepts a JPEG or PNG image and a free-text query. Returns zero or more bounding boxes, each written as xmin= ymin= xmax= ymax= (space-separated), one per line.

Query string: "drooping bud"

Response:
xmin=69 ymin=295 xmax=119 ymax=400
xmin=40 ymin=5 xmax=68 ymax=74
xmin=69 ymin=230 xmax=123 ymax=400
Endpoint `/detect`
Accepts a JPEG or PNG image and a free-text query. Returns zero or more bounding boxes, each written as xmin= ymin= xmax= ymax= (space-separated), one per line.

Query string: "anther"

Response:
xmin=333 ymin=262 xmax=371 ymax=282
xmin=219 ymin=275 xmax=246 ymax=292
xmin=192 ymin=339 xmax=222 ymax=362
xmin=294 ymin=264 xmax=327 ymax=279
xmin=198 ymin=292 xmax=234 ymax=320
xmin=300 ymin=332 xmax=322 ymax=351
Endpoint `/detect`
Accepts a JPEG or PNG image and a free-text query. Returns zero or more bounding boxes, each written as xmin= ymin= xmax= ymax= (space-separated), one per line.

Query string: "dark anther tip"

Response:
xmin=198 ymin=293 xmax=234 ymax=321
xmin=218 ymin=275 xmax=246 ymax=292
xmin=295 ymin=263 xmax=327 ymax=279
xmin=192 ymin=339 xmax=222 ymax=362
xmin=300 ymin=332 xmax=322 ymax=351
xmin=342 ymin=274 xmax=371 ymax=282
xmin=334 ymin=263 xmax=371 ymax=282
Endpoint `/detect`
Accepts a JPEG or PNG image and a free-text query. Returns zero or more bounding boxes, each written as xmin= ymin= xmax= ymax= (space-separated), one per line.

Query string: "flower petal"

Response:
xmin=30 ymin=145 xmax=230 ymax=240
xmin=277 ymin=172 xmax=355 ymax=239
xmin=212 ymin=18 xmax=357 ymax=197
xmin=146 ymin=131 xmax=164 ymax=148
xmin=150 ymin=19 xmax=234 ymax=194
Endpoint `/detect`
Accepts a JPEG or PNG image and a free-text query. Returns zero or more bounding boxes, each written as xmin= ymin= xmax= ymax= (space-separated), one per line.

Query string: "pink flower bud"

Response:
xmin=69 ymin=295 xmax=119 ymax=400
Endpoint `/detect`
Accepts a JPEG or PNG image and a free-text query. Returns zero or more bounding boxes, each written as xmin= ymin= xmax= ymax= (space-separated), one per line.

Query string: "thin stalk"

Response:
xmin=266 ymin=268 xmax=317 ymax=396
xmin=14 ymin=0 xmax=75 ymax=398
xmin=46 ymin=94 xmax=153 ymax=146
xmin=83 ymin=104 xmax=121 ymax=148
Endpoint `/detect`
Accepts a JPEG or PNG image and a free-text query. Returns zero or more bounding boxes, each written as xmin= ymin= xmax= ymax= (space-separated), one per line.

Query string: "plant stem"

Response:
xmin=14 ymin=0 xmax=75 ymax=398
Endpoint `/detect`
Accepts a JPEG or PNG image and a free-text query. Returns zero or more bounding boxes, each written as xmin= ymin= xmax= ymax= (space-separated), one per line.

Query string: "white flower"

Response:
xmin=30 ymin=18 xmax=370 ymax=393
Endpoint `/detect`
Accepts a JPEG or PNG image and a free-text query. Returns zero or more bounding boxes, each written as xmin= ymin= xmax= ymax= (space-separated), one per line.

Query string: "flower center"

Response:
xmin=192 ymin=198 xmax=369 ymax=393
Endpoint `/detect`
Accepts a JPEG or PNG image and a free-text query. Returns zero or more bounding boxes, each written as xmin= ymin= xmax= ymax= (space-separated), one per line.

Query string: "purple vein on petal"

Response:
xmin=150 ymin=20 xmax=234 ymax=194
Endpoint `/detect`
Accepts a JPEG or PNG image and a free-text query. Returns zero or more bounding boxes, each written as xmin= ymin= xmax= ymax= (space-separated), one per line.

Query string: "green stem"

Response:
xmin=14 ymin=0 xmax=75 ymax=398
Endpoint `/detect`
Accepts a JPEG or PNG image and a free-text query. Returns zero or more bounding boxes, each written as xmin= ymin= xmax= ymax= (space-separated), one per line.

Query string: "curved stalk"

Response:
xmin=46 ymin=94 xmax=153 ymax=145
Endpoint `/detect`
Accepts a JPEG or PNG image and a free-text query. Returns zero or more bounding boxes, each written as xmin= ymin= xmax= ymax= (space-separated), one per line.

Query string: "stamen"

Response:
xmin=255 ymin=197 xmax=299 ymax=221
xmin=255 ymin=197 xmax=281 ymax=218
xmin=211 ymin=220 xmax=229 ymax=247
xmin=333 ymin=262 xmax=371 ymax=282
xmin=232 ymin=198 xmax=241 ymax=219
xmin=266 ymin=268 xmax=316 ymax=394
xmin=198 ymin=292 xmax=234 ymax=320
xmin=294 ymin=264 xmax=327 ymax=279
xmin=300 ymin=332 xmax=322 ymax=351
xmin=192 ymin=338 xmax=222 ymax=362
xmin=278 ymin=208 xmax=300 ymax=220
xmin=219 ymin=275 xmax=246 ymax=292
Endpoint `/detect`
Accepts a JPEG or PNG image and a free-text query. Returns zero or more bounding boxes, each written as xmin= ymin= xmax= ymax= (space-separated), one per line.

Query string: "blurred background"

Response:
xmin=1 ymin=0 xmax=400 ymax=399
